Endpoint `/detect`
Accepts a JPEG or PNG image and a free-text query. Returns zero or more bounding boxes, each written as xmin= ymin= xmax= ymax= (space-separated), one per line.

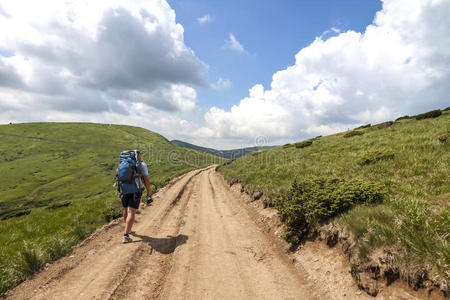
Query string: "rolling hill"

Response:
xmin=0 ymin=122 xmax=222 ymax=293
xmin=217 ymin=108 xmax=450 ymax=293
xmin=171 ymin=139 xmax=274 ymax=159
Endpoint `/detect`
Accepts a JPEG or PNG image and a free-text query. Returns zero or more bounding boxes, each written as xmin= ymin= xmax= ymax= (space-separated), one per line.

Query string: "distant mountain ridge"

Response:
xmin=170 ymin=140 xmax=274 ymax=159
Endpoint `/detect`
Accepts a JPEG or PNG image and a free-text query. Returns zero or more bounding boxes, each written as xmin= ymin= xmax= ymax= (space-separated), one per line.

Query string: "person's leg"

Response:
xmin=122 ymin=207 xmax=128 ymax=223
xmin=125 ymin=207 xmax=136 ymax=235
xmin=121 ymin=194 xmax=128 ymax=223
xmin=121 ymin=194 xmax=133 ymax=242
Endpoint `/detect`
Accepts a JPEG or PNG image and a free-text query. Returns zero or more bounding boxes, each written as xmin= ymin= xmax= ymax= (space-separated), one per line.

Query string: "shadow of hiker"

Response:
xmin=130 ymin=233 xmax=188 ymax=254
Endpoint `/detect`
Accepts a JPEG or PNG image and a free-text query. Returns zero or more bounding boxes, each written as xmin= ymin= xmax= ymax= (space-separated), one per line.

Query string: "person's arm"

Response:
xmin=143 ymin=175 xmax=151 ymax=197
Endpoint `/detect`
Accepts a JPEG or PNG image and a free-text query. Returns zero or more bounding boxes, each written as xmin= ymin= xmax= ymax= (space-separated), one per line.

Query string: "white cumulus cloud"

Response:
xmin=0 ymin=0 xmax=207 ymax=119
xmin=192 ymin=0 xmax=450 ymax=148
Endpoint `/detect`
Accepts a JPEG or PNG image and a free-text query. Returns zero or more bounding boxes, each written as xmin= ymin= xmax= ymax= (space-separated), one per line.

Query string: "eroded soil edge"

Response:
xmin=219 ymin=172 xmax=447 ymax=300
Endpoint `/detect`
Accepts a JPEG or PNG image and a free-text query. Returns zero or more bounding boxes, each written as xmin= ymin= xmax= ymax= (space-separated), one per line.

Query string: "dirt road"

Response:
xmin=4 ymin=167 xmax=428 ymax=300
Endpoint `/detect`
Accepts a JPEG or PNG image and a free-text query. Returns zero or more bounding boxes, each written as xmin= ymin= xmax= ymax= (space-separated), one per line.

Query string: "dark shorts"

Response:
xmin=121 ymin=192 xmax=142 ymax=209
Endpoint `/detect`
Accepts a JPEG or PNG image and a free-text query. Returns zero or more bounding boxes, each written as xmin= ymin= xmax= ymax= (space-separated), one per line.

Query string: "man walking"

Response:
xmin=121 ymin=150 xmax=151 ymax=243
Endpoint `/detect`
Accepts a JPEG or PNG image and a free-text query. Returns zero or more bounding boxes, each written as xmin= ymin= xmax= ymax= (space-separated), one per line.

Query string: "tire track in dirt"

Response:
xmin=150 ymin=175 xmax=199 ymax=299
xmin=3 ymin=168 xmax=207 ymax=300
xmin=6 ymin=166 xmax=420 ymax=300
xmin=109 ymin=171 xmax=202 ymax=299
xmin=157 ymin=168 xmax=321 ymax=299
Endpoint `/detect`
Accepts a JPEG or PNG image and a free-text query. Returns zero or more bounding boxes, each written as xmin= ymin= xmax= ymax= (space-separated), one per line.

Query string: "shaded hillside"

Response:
xmin=171 ymin=139 xmax=274 ymax=159
xmin=0 ymin=122 xmax=221 ymax=293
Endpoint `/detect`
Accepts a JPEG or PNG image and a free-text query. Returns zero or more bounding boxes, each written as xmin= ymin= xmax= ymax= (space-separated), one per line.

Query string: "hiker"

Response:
xmin=117 ymin=150 xmax=151 ymax=243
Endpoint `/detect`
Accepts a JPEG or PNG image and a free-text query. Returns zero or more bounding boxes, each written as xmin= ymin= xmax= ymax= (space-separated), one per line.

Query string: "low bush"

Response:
xmin=276 ymin=177 xmax=385 ymax=244
xmin=356 ymin=124 xmax=371 ymax=130
xmin=344 ymin=131 xmax=364 ymax=138
xmin=294 ymin=140 xmax=313 ymax=148
xmin=396 ymin=115 xmax=410 ymax=121
xmin=443 ymin=107 xmax=450 ymax=111
xmin=415 ymin=110 xmax=442 ymax=120
xmin=358 ymin=149 xmax=395 ymax=166
xmin=222 ymin=159 xmax=234 ymax=166
xmin=282 ymin=143 xmax=292 ymax=148
xmin=46 ymin=201 xmax=71 ymax=209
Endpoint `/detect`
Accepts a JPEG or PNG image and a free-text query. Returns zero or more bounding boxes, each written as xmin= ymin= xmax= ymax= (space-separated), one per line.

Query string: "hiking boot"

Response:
xmin=122 ymin=235 xmax=132 ymax=244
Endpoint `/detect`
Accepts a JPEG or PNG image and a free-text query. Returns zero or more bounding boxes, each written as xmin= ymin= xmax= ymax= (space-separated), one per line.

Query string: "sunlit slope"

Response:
xmin=218 ymin=110 xmax=449 ymax=281
xmin=219 ymin=112 xmax=449 ymax=201
xmin=0 ymin=122 xmax=220 ymax=293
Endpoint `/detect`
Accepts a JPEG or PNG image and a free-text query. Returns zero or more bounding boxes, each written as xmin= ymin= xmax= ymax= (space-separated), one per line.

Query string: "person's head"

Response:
xmin=136 ymin=150 xmax=142 ymax=161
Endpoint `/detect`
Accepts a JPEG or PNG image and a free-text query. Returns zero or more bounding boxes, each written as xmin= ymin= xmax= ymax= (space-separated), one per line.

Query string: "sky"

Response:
xmin=0 ymin=0 xmax=449 ymax=149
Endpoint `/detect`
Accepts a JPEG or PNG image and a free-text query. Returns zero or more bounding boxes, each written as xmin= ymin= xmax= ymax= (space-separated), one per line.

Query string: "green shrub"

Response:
xmin=294 ymin=140 xmax=313 ymax=148
xmin=395 ymin=115 xmax=410 ymax=121
xmin=344 ymin=131 xmax=364 ymax=138
xmin=46 ymin=201 xmax=71 ymax=209
xmin=282 ymin=143 xmax=292 ymax=148
xmin=276 ymin=177 xmax=385 ymax=243
xmin=281 ymin=231 xmax=300 ymax=245
xmin=443 ymin=107 xmax=450 ymax=111
xmin=222 ymin=159 xmax=234 ymax=166
xmin=415 ymin=109 xmax=442 ymax=120
xmin=358 ymin=149 xmax=395 ymax=166
xmin=355 ymin=124 xmax=371 ymax=130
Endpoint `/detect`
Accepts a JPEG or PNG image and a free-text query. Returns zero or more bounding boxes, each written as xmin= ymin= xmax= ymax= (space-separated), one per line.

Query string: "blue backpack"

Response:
xmin=116 ymin=150 xmax=143 ymax=195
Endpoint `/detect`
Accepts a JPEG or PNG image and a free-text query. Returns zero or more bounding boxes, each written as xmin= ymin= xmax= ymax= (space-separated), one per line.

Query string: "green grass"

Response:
xmin=0 ymin=122 xmax=221 ymax=294
xmin=218 ymin=109 xmax=450 ymax=281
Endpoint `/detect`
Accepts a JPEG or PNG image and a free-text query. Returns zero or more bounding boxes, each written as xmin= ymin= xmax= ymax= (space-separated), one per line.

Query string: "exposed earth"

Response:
xmin=3 ymin=167 xmax=436 ymax=299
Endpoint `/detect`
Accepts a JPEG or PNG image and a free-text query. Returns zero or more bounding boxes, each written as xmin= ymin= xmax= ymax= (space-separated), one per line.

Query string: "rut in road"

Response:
xmin=5 ymin=167 xmax=321 ymax=300
xmin=11 ymin=167 xmax=429 ymax=299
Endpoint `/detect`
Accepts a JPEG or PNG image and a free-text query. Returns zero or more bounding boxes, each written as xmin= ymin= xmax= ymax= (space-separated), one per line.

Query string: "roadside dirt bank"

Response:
xmin=223 ymin=173 xmax=446 ymax=300
xmin=3 ymin=167 xmax=443 ymax=299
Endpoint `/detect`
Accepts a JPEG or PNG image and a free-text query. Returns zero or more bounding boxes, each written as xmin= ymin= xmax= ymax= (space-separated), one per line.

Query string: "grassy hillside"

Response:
xmin=171 ymin=139 xmax=273 ymax=159
xmin=218 ymin=109 xmax=449 ymax=286
xmin=0 ymin=122 xmax=221 ymax=293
